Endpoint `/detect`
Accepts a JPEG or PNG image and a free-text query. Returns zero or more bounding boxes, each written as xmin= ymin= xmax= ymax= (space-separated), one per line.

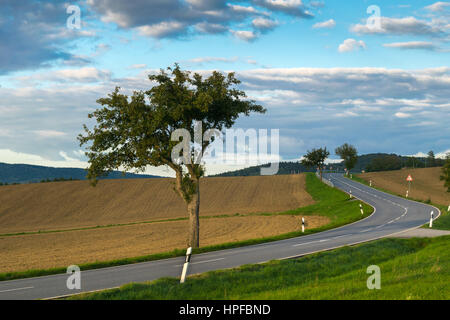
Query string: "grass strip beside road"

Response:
xmin=350 ymin=175 xmax=450 ymax=230
xmin=69 ymin=236 xmax=450 ymax=300
xmin=0 ymin=173 xmax=373 ymax=282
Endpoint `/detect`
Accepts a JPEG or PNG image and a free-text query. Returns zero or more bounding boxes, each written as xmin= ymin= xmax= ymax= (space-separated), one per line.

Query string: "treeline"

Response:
xmin=0 ymin=177 xmax=79 ymax=186
xmin=366 ymin=152 xmax=445 ymax=172
xmin=213 ymin=152 xmax=446 ymax=177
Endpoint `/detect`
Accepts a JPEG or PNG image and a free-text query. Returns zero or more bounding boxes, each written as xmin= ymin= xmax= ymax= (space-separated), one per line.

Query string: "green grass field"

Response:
xmin=350 ymin=175 xmax=450 ymax=231
xmin=69 ymin=236 xmax=450 ymax=300
xmin=0 ymin=173 xmax=372 ymax=281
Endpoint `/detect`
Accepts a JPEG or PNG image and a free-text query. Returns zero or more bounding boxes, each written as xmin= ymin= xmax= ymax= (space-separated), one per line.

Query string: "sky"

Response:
xmin=0 ymin=0 xmax=449 ymax=176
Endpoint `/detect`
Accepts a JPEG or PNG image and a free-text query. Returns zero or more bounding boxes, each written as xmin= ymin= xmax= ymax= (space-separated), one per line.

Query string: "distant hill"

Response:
xmin=0 ymin=163 xmax=160 ymax=184
xmin=213 ymin=153 xmax=444 ymax=177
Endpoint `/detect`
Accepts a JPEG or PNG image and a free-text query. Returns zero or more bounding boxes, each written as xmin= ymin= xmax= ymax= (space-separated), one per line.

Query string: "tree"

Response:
xmin=441 ymin=153 xmax=450 ymax=192
xmin=427 ymin=150 xmax=436 ymax=167
xmin=301 ymin=147 xmax=330 ymax=180
xmin=78 ymin=65 xmax=265 ymax=248
xmin=335 ymin=143 xmax=358 ymax=175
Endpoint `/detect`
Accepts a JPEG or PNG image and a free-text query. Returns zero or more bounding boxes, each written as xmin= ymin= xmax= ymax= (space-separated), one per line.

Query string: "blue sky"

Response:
xmin=0 ymin=0 xmax=449 ymax=176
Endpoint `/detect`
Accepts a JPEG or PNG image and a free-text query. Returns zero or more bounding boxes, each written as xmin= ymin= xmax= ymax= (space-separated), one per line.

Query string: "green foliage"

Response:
xmin=70 ymin=236 xmax=450 ymax=300
xmin=300 ymin=147 xmax=330 ymax=177
xmin=427 ymin=150 xmax=436 ymax=167
xmin=78 ymin=64 xmax=265 ymax=189
xmin=440 ymin=153 xmax=450 ymax=192
xmin=335 ymin=143 xmax=358 ymax=172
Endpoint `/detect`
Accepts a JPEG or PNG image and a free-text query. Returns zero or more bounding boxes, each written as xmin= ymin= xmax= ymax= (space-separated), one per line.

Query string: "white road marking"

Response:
xmin=0 ymin=286 xmax=34 ymax=293
xmin=292 ymin=241 xmax=318 ymax=247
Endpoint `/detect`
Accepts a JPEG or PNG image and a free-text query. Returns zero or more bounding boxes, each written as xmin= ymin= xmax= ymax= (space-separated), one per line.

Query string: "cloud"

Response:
xmin=137 ymin=21 xmax=188 ymax=38
xmin=252 ymin=17 xmax=279 ymax=32
xmin=14 ymin=67 xmax=112 ymax=84
xmin=351 ymin=16 xmax=446 ymax=36
xmin=394 ymin=112 xmax=412 ymax=118
xmin=33 ymin=130 xmax=68 ymax=138
xmin=0 ymin=1 xmax=95 ymax=74
xmin=87 ymin=0 xmax=318 ymax=40
xmin=425 ymin=2 xmax=450 ymax=12
xmin=1 ymin=66 xmax=449 ymax=169
xmin=231 ymin=30 xmax=259 ymax=42
xmin=313 ymin=19 xmax=336 ymax=29
xmin=383 ymin=41 xmax=439 ymax=51
xmin=252 ymin=0 xmax=314 ymax=18
xmin=128 ymin=64 xmax=148 ymax=70
xmin=338 ymin=39 xmax=366 ymax=52
xmin=184 ymin=57 xmax=239 ymax=65
xmin=195 ymin=22 xmax=228 ymax=34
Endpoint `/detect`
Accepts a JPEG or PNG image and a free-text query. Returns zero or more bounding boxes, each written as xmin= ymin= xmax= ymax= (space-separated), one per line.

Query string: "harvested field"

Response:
xmin=0 ymin=215 xmax=329 ymax=273
xmin=359 ymin=167 xmax=449 ymax=206
xmin=0 ymin=174 xmax=314 ymax=234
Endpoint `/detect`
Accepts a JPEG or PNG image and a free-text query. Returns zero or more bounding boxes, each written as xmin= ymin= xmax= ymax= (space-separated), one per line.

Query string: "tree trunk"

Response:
xmin=187 ymin=181 xmax=200 ymax=248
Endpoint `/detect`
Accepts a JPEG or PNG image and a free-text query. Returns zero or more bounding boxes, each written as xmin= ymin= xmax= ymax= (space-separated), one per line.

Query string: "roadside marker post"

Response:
xmin=349 ymin=190 xmax=353 ymax=199
xmin=302 ymin=217 xmax=305 ymax=233
xmin=429 ymin=211 xmax=434 ymax=228
xmin=406 ymin=175 xmax=413 ymax=197
xmin=180 ymin=247 xmax=192 ymax=284
xmin=370 ymin=180 xmax=372 ymax=187
xmin=360 ymin=203 xmax=364 ymax=215
xmin=448 ymin=205 xmax=450 ymax=212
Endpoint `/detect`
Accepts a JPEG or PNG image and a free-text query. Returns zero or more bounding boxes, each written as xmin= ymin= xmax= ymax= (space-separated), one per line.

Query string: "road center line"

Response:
xmin=292 ymin=241 xmax=318 ymax=247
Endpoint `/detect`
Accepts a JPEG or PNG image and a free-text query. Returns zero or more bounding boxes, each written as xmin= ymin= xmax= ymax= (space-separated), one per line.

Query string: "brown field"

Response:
xmin=0 ymin=174 xmax=314 ymax=234
xmin=359 ymin=167 xmax=449 ymax=206
xmin=0 ymin=215 xmax=329 ymax=273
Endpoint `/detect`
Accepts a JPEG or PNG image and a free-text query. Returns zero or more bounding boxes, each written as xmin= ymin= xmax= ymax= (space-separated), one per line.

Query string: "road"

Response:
xmin=0 ymin=173 xmax=440 ymax=300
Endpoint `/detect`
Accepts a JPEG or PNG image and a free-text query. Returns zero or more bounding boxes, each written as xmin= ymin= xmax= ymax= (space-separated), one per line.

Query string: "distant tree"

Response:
xmin=301 ymin=147 xmax=330 ymax=180
xmin=335 ymin=143 xmax=358 ymax=175
xmin=441 ymin=153 xmax=450 ymax=192
xmin=78 ymin=64 xmax=265 ymax=248
xmin=427 ymin=150 xmax=436 ymax=167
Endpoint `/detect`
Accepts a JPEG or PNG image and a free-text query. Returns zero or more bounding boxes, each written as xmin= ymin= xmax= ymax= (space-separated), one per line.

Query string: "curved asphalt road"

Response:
xmin=0 ymin=173 xmax=440 ymax=300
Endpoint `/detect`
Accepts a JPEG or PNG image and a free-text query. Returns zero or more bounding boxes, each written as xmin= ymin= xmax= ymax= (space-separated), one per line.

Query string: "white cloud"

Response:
xmin=33 ymin=130 xmax=67 ymax=138
xmin=425 ymin=2 xmax=450 ymax=12
xmin=137 ymin=21 xmax=187 ymax=38
xmin=231 ymin=30 xmax=258 ymax=41
xmin=351 ymin=17 xmax=445 ymax=36
xmin=128 ymin=64 xmax=148 ymax=69
xmin=15 ymin=67 xmax=112 ymax=84
xmin=338 ymin=39 xmax=366 ymax=52
xmin=252 ymin=17 xmax=279 ymax=31
xmin=313 ymin=19 xmax=336 ymax=29
xmin=394 ymin=112 xmax=412 ymax=118
xmin=383 ymin=41 xmax=439 ymax=50
xmin=185 ymin=56 xmax=239 ymax=64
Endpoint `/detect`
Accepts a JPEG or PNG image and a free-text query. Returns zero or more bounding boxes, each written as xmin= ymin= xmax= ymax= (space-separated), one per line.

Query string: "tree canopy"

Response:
xmin=301 ymin=147 xmax=330 ymax=180
xmin=335 ymin=143 xmax=358 ymax=173
xmin=78 ymin=64 xmax=266 ymax=247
